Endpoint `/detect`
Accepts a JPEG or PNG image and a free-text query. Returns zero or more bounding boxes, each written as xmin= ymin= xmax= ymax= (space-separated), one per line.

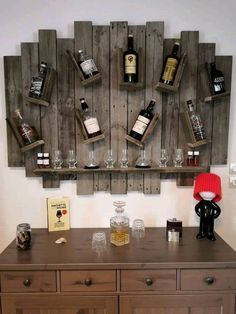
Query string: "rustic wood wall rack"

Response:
xmin=3 ymin=21 xmax=232 ymax=195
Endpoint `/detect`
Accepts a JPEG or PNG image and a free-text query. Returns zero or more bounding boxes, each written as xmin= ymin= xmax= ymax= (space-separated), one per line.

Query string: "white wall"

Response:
xmin=0 ymin=0 xmax=236 ymax=252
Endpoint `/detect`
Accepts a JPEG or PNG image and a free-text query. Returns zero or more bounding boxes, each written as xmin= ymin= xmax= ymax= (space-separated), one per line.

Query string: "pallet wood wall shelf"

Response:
xmin=155 ymin=53 xmax=187 ymax=93
xmin=3 ymin=21 xmax=232 ymax=195
xmin=25 ymin=68 xmax=56 ymax=106
xmin=66 ymin=49 xmax=102 ymax=87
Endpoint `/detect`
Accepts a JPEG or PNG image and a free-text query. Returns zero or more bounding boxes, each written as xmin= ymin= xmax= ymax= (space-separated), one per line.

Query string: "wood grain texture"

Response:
xmin=177 ymin=31 xmax=199 ymax=186
xmin=4 ymin=56 xmax=24 ymax=167
xmin=39 ymin=29 xmax=60 ymax=188
xmin=21 ymin=42 xmax=41 ymax=177
xmin=92 ymin=25 xmax=110 ymax=192
xmin=144 ymin=21 xmax=164 ymax=194
xmin=127 ymin=25 xmax=146 ymax=192
xmin=74 ymin=21 xmax=94 ymax=195
xmin=110 ymin=22 xmax=128 ymax=194
xmin=211 ymin=56 xmax=232 ymax=165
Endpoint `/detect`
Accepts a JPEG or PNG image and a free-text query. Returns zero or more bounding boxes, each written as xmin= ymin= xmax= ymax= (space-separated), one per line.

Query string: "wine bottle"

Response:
xmin=186 ymin=100 xmax=206 ymax=141
xmin=124 ymin=34 xmax=138 ymax=83
xmin=160 ymin=42 xmax=180 ymax=85
xmin=29 ymin=61 xmax=47 ymax=98
xmin=77 ymin=50 xmax=99 ymax=79
xmin=13 ymin=109 xmax=39 ymax=145
xmin=129 ymin=99 xmax=156 ymax=141
xmin=80 ymin=98 xmax=102 ymax=138
xmin=210 ymin=62 xmax=226 ymax=95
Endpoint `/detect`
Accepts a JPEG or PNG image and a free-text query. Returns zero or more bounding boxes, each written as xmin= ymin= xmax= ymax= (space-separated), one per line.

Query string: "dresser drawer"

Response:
xmin=61 ymin=270 xmax=116 ymax=292
xmin=121 ymin=269 xmax=176 ymax=291
xmin=1 ymin=271 xmax=56 ymax=292
xmin=181 ymin=269 xmax=236 ymax=291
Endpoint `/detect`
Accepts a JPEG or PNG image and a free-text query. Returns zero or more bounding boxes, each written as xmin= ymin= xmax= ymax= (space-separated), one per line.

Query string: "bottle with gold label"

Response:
xmin=160 ymin=42 xmax=180 ymax=85
xmin=124 ymin=34 xmax=138 ymax=83
xmin=110 ymin=201 xmax=130 ymax=246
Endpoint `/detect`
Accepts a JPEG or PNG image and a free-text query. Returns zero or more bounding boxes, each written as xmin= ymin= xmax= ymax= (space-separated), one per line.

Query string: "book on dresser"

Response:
xmin=47 ymin=196 xmax=70 ymax=232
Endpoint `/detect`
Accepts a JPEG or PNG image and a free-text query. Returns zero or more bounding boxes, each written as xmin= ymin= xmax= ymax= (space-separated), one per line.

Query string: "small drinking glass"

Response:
xmin=119 ymin=148 xmax=129 ymax=168
xmin=92 ymin=232 xmax=107 ymax=254
xmin=159 ymin=149 xmax=168 ymax=168
xmin=132 ymin=219 xmax=145 ymax=239
xmin=51 ymin=150 xmax=63 ymax=169
xmin=85 ymin=150 xmax=99 ymax=169
xmin=173 ymin=148 xmax=184 ymax=168
xmin=105 ymin=149 xmax=116 ymax=168
xmin=67 ymin=149 xmax=77 ymax=169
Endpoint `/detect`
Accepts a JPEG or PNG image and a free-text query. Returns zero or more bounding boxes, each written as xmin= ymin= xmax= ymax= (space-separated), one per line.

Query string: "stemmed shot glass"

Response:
xmin=158 ymin=149 xmax=169 ymax=168
xmin=119 ymin=148 xmax=129 ymax=168
xmin=105 ymin=149 xmax=116 ymax=168
xmin=67 ymin=149 xmax=77 ymax=169
xmin=173 ymin=148 xmax=184 ymax=168
xmin=51 ymin=150 xmax=63 ymax=169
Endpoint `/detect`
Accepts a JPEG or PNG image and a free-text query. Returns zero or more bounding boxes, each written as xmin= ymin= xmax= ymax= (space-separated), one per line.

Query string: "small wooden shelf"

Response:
xmin=75 ymin=109 xmax=105 ymax=144
xmin=21 ymin=140 xmax=45 ymax=152
xmin=26 ymin=67 xmax=56 ymax=106
xmin=66 ymin=49 xmax=101 ymax=87
xmin=117 ymin=48 xmax=144 ymax=90
xmin=155 ymin=53 xmax=187 ymax=93
xmin=34 ymin=165 xmax=208 ymax=175
xmin=125 ymin=113 xmax=159 ymax=147
xmin=204 ymin=91 xmax=230 ymax=102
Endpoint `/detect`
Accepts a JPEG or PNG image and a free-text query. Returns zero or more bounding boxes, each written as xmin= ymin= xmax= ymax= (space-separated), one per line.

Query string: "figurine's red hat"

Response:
xmin=193 ymin=172 xmax=222 ymax=202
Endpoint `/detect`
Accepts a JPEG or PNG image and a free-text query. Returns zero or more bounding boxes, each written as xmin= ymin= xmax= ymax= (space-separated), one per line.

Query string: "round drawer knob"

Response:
xmin=145 ymin=278 xmax=153 ymax=286
xmin=204 ymin=276 xmax=215 ymax=285
xmin=23 ymin=279 xmax=31 ymax=287
xmin=84 ymin=278 xmax=92 ymax=286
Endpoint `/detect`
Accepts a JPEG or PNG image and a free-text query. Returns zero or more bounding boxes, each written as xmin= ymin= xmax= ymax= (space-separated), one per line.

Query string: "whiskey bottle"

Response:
xmin=160 ymin=42 xmax=180 ymax=85
xmin=13 ymin=109 xmax=39 ymax=145
xmin=80 ymin=98 xmax=102 ymax=138
xmin=77 ymin=50 xmax=99 ymax=79
xmin=186 ymin=100 xmax=206 ymax=141
xmin=124 ymin=34 xmax=138 ymax=83
xmin=29 ymin=61 xmax=47 ymax=98
xmin=210 ymin=62 xmax=226 ymax=95
xmin=129 ymin=99 xmax=156 ymax=141
xmin=110 ymin=201 xmax=130 ymax=246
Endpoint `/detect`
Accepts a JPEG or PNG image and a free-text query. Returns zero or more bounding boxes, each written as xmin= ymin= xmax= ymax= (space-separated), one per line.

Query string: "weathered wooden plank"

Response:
xmin=211 ymin=56 xmax=232 ymax=165
xmin=110 ymin=21 xmax=128 ymax=194
xmin=74 ymin=21 xmax=94 ymax=195
xmin=39 ymin=29 xmax=60 ymax=188
xmin=144 ymin=21 xmax=164 ymax=194
xmin=161 ymin=39 xmax=180 ymax=180
xmin=4 ymin=56 xmax=24 ymax=167
xmin=196 ymin=43 xmax=215 ymax=168
xmin=177 ymin=31 xmax=199 ymax=186
xmin=57 ymin=38 xmax=76 ymax=180
xmin=127 ymin=25 xmax=145 ymax=192
xmin=21 ymin=42 xmax=41 ymax=177
xmin=93 ymin=25 xmax=110 ymax=192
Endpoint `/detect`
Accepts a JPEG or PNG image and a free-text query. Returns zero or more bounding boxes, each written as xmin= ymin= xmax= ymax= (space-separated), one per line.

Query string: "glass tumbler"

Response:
xmin=16 ymin=223 xmax=31 ymax=250
xmin=92 ymin=232 xmax=107 ymax=254
xmin=132 ymin=219 xmax=145 ymax=239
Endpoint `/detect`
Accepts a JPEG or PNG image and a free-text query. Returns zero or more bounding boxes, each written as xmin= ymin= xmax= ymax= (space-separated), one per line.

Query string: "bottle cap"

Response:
xmin=187 ymin=151 xmax=193 ymax=156
xmin=78 ymin=50 xmax=83 ymax=53
xmin=128 ymin=34 xmax=134 ymax=37
xmin=80 ymin=98 xmax=85 ymax=102
xmin=174 ymin=42 xmax=180 ymax=46
xmin=43 ymin=153 xmax=49 ymax=157
xmin=37 ymin=153 xmax=43 ymax=157
xmin=194 ymin=151 xmax=200 ymax=156
xmin=186 ymin=100 xmax=193 ymax=105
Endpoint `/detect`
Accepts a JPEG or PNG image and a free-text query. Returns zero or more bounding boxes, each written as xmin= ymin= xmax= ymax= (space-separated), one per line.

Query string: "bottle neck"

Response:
xmin=127 ymin=36 xmax=134 ymax=50
xmin=146 ymin=100 xmax=156 ymax=111
xmin=187 ymin=101 xmax=194 ymax=112
xmin=171 ymin=43 xmax=179 ymax=56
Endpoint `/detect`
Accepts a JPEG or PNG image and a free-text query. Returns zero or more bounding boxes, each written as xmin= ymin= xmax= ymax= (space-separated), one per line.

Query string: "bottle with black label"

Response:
xmin=124 ymin=34 xmax=138 ymax=83
xmin=29 ymin=61 xmax=47 ymax=98
xmin=129 ymin=99 xmax=156 ymax=141
xmin=160 ymin=42 xmax=180 ymax=85
xmin=210 ymin=62 xmax=226 ymax=95
xmin=77 ymin=50 xmax=99 ymax=79
xmin=186 ymin=100 xmax=206 ymax=141
xmin=80 ymin=98 xmax=102 ymax=138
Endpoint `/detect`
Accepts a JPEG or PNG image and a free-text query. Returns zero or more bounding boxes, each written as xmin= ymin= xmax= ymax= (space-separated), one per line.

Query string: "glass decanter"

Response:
xmin=110 ymin=201 xmax=130 ymax=246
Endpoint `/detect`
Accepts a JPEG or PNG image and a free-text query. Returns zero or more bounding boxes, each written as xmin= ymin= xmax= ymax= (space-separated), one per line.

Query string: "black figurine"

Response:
xmin=193 ymin=173 xmax=222 ymax=241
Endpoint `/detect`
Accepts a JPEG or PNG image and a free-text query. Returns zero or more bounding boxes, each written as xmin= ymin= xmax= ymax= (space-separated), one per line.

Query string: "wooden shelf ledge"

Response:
xmin=204 ymin=91 xmax=230 ymax=102
xmin=34 ymin=166 xmax=208 ymax=175
xmin=25 ymin=96 xmax=50 ymax=107
xmin=21 ymin=140 xmax=45 ymax=152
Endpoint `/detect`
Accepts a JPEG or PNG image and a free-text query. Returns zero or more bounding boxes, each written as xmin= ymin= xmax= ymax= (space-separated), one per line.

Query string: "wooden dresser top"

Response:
xmin=0 ymin=227 xmax=235 ymax=270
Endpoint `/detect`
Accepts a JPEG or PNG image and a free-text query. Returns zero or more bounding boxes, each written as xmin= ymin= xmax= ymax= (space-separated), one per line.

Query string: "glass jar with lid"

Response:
xmin=110 ymin=201 xmax=130 ymax=246
xmin=16 ymin=223 xmax=31 ymax=250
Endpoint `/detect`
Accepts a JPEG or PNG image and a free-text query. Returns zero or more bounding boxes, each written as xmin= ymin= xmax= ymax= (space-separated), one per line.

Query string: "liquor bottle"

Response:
xmin=37 ymin=153 xmax=44 ymax=168
xmin=80 ymin=98 xmax=102 ymax=138
xmin=77 ymin=50 xmax=99 ymax=79
xmin=210 ymin=62 xmax=226 ymax=95
xmin=13 ymin=109 xmax=39 ymax=145
xmin=186 ymin=151 xmax=194 ymax=166
xmin=124 ymin=34 xmax=138 ymax=83
xmin=186 ymin=100 xmax=206 ymax=141
xmin=110 ymin=201 xmax=130 ymax=246
xmin=29 ymin=61 xmax=47 ymax=98
xmin=129 ymin=99 xmax=156 ymax=141
xmin=43 ymin=153 xmax=50 ymax=168
xmin=160 ymin=42 xmax=180 ymax=85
